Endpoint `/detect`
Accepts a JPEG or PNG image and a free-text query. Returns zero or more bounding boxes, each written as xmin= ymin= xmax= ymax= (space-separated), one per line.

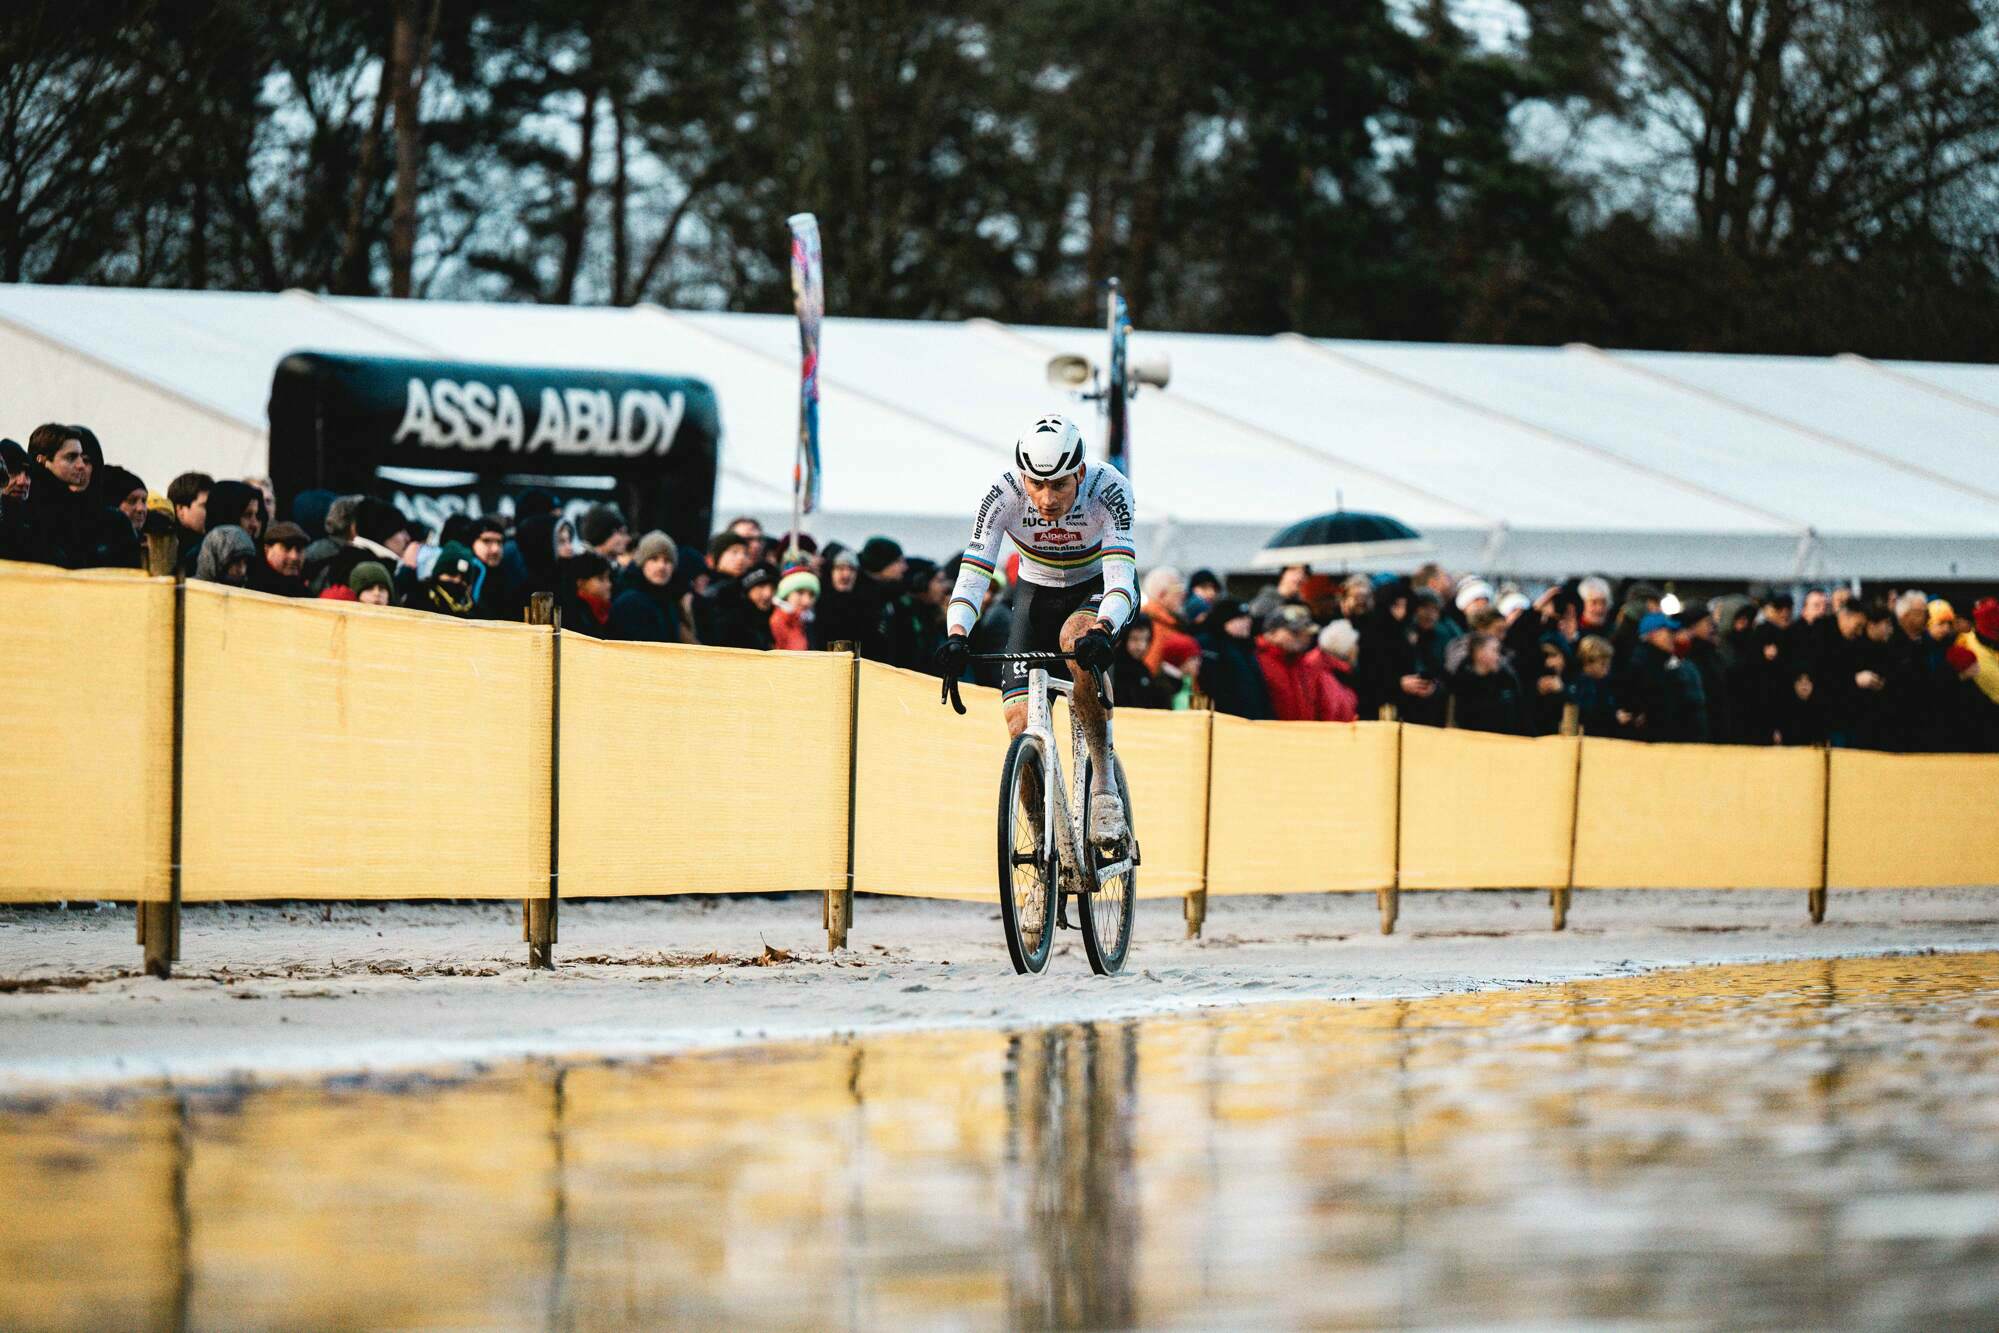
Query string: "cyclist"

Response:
xmin=934 ymin=413 xmax=1137 ymax=847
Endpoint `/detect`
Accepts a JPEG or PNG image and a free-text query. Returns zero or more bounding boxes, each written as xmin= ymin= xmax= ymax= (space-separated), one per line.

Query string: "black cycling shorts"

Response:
xmin=1002 ymin=576 xmax=1107 ymax=703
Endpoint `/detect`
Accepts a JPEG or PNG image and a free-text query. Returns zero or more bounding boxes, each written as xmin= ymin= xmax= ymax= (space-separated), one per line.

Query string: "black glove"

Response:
xmin=1074 ymin=626 xmax=1116 ymax=673
xmin=935 ymin=634 xmax=970 ymax=678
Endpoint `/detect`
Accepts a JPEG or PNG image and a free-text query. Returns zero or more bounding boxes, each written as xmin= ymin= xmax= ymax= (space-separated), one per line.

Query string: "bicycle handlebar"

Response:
xmin=940 ymin=651 xmax=1112 ymax=717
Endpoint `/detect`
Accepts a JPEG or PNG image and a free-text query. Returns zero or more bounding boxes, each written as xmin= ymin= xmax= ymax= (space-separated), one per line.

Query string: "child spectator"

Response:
xmin=770 ymin=566 xmax=820 ymax=651
xmin=1110 ymin=612 xmax=1169 ymax=709
xmin=348 ymin=561 xmax=395 ymax=605
xmin=1573 ymin=635 xmax=1618 ymax=736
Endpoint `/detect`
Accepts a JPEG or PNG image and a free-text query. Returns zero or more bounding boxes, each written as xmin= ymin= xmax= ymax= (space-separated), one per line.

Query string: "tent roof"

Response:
xmin=0 ymin=282 xmax=1994 ymax=580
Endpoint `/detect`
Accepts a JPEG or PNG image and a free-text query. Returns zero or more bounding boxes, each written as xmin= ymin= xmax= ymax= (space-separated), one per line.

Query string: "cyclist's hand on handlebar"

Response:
xmin=1074 ymin=626 xmax=1116 ymax=673
xmin=934 ymin=634 xmax=970 ymax=680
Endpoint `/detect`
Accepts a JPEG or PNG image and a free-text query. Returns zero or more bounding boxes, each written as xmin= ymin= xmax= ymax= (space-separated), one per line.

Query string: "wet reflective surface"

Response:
xmin=4 ymin=954 xmax=1997 ymax=1329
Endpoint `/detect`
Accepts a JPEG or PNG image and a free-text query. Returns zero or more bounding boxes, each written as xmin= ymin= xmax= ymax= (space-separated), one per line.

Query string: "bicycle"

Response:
xmin=943 ymin=652 xmax=1138 ymax=976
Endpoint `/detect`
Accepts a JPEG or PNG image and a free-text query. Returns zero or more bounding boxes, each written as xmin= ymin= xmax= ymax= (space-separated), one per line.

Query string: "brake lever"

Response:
xmin=1091 ymin=664 xmax=1114 ymax=715
xmin=942 ymin=673 xmax=967 ymax=715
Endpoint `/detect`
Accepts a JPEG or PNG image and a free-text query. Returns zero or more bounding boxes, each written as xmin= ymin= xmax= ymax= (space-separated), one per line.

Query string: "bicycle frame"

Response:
xmin=1021 ymin=667 xmax=1134 ymax=889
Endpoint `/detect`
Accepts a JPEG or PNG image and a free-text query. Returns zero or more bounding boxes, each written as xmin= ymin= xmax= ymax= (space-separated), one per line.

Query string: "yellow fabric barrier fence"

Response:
xmin=0 ymin=562 xmax=173 ymax=903
xmin=1105 ymin=707 xmax=1212 ymax=900
xmin=1204 ymin=719 xmax=1399 ymax=895
xmin=1827 ymin=750 xmax=1999 ymax=889
xmin=1572 ymin=738 xmax=1825 ymax=889
xmin=179 ymin=585 xmax=552 ymax=900
xmin=852 ymin=661 xmax=1003 ymax=900
xmin=1398 ymin=728 xmax=1579 ymax=890
xmin=559 ymin=638 xmax=850 ymax=895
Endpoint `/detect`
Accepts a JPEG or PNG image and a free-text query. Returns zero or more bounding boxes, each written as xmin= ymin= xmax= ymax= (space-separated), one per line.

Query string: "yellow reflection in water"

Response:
xmin=2 ymin=954 xmax=1996 ymax=1330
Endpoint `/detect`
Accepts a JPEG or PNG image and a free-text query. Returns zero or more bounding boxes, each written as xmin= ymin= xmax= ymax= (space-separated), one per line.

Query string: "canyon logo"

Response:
xmin=394 ymin=377 xmax=687 ymax=457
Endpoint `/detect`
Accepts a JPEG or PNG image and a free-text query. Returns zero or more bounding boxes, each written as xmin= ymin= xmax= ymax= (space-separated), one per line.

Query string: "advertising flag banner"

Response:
xmin=788 ymin=212 xmax=824 ymax=516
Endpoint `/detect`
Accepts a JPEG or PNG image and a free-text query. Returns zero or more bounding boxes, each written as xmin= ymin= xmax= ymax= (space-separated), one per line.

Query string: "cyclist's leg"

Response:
xmin=1002 ymin=587 xmax=1046 ymax=840
xmin=1059 ymin=609 xmax=1124 ymax=846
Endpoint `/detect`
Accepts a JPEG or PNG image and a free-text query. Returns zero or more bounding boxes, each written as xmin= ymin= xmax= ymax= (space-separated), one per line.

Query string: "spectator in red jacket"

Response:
xmin=1257 ymin=604 xmax=1343 ymax=721
xmin=1140 ymin=566 xmax=1200 ymax=679
xmin=1315 ymin=619 xmax=1362 ymax=722
xmin=769 ymin=566 xmax=819 ymax=651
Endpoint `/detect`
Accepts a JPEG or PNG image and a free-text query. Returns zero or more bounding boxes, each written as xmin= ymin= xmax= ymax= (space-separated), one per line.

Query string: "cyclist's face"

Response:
xmin=1023 ymin=473 xmax=1078 ymax=522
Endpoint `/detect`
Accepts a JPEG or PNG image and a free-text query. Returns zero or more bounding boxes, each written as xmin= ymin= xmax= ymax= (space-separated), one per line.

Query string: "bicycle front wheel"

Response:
xmin=1078 ymin=755 xmax=1136 ymax=976
xmin=998 ymin=734 xmax=1055 ymax=975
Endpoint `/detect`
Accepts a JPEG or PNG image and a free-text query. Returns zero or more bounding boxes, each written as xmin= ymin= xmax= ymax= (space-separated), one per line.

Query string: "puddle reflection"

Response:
xmin=4 ymin=954 xmax=1997 ymax=1329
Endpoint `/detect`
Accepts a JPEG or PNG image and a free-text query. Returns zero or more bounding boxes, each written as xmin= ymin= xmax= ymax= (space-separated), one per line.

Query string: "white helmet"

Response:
xmin=1014 ymin=414 xmax=1086 ymax=480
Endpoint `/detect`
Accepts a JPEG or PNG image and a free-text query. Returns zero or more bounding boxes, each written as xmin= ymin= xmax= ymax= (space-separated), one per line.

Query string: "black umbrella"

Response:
xmin=1250 ymin=509 xmax=1431 ymax=570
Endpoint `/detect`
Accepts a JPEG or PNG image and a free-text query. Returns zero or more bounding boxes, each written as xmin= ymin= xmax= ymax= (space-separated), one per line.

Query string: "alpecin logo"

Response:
xmin=1098 ymin=483 xmax=1134 ymax=531
xmin=1038 ymin=527 xmax=1083 ymax=547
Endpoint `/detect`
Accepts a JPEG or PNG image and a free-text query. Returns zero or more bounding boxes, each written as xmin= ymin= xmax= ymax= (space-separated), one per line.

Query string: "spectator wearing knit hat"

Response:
xmin=609 ymin=531 xmax=684 ymax=643
xmin=1196 ymin=596 xmax=1274 ymax=720
xmin=856 ymin=536 xmax=920 ymax=667
xmin=1453 ymin=577 xmax=1494 ymax=627
xmin=98 ymin=465 xmax=149 ymax=541
xmin=695 ymin=530 xmax=762 ymax=648
xmin=770 ymin=565 xmax=820 ymax=651
xmin=348 ymin=560 xmax=394 ymax=605
xmin=252 ymin=521 xmax=311 ymax=597
xmin=408 ymin=542 xmax=481 ymax=618
xmin=580 ymin=504 xmax=631 ymax=563
xmin=737 ymin=568 xmax=778 ymax=651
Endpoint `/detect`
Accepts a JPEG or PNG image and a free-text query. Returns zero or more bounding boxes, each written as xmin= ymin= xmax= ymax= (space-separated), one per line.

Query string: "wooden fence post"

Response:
xmin=1810 ymin=744 xmax=1831 ymax=923
xmin=526 ymin=593 xmax=559 ymax=968
xmin=138 ymin=537 xmax=182 ymax=978
xmin=827 ymin=641 xmax=858 ymax=950
xmin=1185 ymin=701 xmax=1214 ymax=940
xmin=1555 ymin=735 xmax=1583 ymax=931
xmin=1381 ymin=722 xmax=1402 ymax=935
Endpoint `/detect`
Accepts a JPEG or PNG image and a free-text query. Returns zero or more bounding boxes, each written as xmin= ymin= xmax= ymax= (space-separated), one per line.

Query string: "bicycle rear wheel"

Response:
xmin=1078 ymin=755 xmax=1136 ymax=976
xmin=998 ymin=734 xmax=1055 ymax=974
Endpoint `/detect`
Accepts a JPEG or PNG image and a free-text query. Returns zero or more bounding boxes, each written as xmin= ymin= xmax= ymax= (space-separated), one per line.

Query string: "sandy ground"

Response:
xmin=1 ymin=887 xmax=1995 ymax=1094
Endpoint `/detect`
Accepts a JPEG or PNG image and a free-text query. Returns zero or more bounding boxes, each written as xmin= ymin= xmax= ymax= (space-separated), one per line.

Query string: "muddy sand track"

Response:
xmin=1 ymin=888 xmax=1994 ymax=1092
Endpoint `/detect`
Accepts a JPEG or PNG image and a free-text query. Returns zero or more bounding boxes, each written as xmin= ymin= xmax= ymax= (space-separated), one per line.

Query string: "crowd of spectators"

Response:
xmin=1151 ymin=562 xmax=1999 ymax=753
xmin=4 ymin=420 xmax=1997 ymax=752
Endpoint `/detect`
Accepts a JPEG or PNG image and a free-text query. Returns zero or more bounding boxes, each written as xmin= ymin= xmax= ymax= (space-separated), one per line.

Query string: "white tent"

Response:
xmin=1 ymin=282 xmax=1995 ymax=580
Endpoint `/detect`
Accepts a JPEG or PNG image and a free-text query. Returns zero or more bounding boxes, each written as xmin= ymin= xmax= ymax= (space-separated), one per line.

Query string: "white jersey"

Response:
xmin=946 ymin=461 xmax=1138 ymax=636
